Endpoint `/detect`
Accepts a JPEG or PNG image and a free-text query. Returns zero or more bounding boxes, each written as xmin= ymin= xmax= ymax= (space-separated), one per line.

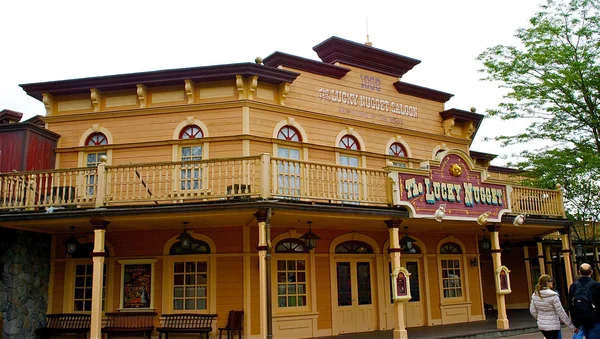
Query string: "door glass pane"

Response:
xmin=406 ymin=262 xmax=420 ymax=302
xmin=336 ymin=262 xmax=352 ymax=306
xmin=356 ymin=262 xmax=372 ymax=305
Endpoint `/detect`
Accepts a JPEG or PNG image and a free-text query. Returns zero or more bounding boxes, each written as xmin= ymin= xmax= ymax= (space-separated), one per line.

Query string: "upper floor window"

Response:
xmin=179 ymin=125 xmax=204 ymax=190
xmin=277 ymin=126 xmax=301 ymax=142
xmin=86 ymin=133 xmax=108 ymax=146
xmin=389 ymin=143 xmax=407 ymax=157
xmin=180 ymin=125 xmax=203 ymax=139
xmin=339 ymin=135 xmax=360 ymax=150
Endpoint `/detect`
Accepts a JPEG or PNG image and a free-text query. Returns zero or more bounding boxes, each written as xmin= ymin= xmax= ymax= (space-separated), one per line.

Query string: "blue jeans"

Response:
xmin=577 ymin=323 xmax=600 ymax=339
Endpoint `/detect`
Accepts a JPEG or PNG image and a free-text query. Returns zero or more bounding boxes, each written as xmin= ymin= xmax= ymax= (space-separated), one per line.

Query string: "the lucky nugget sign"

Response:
xmin=399 ymin=153 xmax=509 ymax=221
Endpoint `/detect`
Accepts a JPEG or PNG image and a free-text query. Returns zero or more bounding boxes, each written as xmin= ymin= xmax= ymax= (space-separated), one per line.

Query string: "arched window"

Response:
xmin=179 ymin=125 xmax=203 ymax=139
xmin=335 ymin=241 xmax=374 ymax=253
xmin=86 ymin=133 xmax=108 ymax=146
xmin=339 ymin=135 xmax=360 ymax=150
xmin=389 ymin=142 xmax=407 ymax=157
xmin=276 ymin=126 xmax=301 ymax=197
xmin=277 ymin=126 xmax=301 ymax=142
xmin=275 ymin=238 xmax=308 ymax=253
xmin=179 ymin=125 xmax=204 ymax=191
xmin=440 ymin=242 xmax=462 ymax=254
xmin=169 ymin=239 xmax=211 ymax=255
xmin=274 ymin=238 xmax=308 ymax=309
xmin=440 ymin=242 xmax=463 ymax=299
xmin=168 ymin=237 xmax=211 ymax=311
xmin=84 ymin=133 xmax=108 ymax=195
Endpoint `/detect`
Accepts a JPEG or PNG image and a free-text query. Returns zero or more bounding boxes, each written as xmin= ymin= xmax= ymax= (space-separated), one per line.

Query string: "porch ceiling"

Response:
xmin=0 ymin=200 xmax=568 ymax=242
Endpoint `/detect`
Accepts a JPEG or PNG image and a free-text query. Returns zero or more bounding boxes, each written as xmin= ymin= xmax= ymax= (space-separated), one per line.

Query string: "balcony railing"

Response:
xmin=0 ymin=154 xmax=565 ymax=219
xmin=509 ymin=186 xmax=566 ymax=218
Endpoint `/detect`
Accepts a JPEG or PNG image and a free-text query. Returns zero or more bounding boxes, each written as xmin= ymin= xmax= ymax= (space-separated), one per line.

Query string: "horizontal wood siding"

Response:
xmin=315 ymin=256 xmax=332 ymax=330
xmin=216 ymin=256 xmax=244 ymax=328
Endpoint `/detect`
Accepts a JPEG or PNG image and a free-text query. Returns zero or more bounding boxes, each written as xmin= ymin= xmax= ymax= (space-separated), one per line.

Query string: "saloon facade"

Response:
xmin=0 ymin=37 xmax=571 ymax=339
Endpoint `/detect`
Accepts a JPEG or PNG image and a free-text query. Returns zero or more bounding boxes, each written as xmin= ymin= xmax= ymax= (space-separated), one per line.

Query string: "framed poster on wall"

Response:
xmin=118 ymin=259 xmax=157 ymax=310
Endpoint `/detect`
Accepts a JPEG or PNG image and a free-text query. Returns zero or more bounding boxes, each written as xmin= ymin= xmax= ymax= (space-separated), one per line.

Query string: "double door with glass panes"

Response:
xmin=334 ymin=259 xmax=375 ymax=334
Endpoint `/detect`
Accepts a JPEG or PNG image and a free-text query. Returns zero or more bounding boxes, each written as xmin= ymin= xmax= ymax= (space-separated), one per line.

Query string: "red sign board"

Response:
xmin=398 ymin=153 xmax=508 ymax=220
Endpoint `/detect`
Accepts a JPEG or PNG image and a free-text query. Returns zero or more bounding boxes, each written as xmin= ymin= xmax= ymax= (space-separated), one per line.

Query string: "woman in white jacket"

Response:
xmin=530 ymin=275 xmax=578 ymax=339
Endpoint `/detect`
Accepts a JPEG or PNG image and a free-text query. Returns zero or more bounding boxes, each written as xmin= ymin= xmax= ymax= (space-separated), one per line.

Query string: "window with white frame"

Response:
xmin=70 ymin=243 xmax=108 ymax=312
xmin=440 ymin=242 xmax=463 ymax=299
xmin=73 ymin=263 xmax=107 ymax=312
xmin=277 ymin=126 xmax=302 ymax=197
xmin=389 ymin=142 xmax=408 ymax=168
xmin=85 ymin=133 xmax=107 ymax=195
xmin=338 ymin=135 xmax=360 ymax=201
xmin=169 ymin=239 xmax=210 ymax=311
xmin=179 ymin=125 xmax=203 ymax=191
xmin=275 ymin=239 xmax=308 ymax=309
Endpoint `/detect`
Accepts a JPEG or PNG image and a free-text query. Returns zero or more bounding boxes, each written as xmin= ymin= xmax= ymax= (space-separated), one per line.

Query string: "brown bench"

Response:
xmin=35 ymin=313 xmax=90 ymax=339
xmin=156 ymin=313 xmax=217 ymax=339
xmin=101 ymin=311 xmax=156 ymax=339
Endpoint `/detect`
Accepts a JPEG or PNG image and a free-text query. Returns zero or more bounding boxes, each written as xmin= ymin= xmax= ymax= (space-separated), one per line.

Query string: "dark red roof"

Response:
xmin=313 ymin=36 xmax=421 ymax=78
xmin=263 ymin=51 xmax=350 ymax=79
xmin=20 ymin=63 xmax=300 ymax=101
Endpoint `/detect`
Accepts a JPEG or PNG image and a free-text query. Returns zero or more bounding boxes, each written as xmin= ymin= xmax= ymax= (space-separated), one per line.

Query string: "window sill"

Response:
xmin=273 ymin=311 xmax=318 ymax=319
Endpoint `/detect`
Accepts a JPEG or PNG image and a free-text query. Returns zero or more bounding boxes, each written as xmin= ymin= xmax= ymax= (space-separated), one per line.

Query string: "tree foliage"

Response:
xmin=478 ymin=0 xmax=600 ymax=226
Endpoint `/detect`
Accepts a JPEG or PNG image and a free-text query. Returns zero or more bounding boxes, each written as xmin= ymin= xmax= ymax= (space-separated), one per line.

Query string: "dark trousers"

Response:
xmin=541 ymin=330 xmax=560 ymax=339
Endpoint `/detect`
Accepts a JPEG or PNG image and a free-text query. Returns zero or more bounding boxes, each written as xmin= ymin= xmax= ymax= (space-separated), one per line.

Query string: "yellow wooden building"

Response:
xmin=1 ymin=36 xmax=572 ymax=339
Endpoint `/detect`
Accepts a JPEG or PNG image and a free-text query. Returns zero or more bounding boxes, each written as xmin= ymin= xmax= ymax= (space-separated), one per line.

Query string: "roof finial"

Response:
xmin=365 ymin=17 xmax=372 ymax=47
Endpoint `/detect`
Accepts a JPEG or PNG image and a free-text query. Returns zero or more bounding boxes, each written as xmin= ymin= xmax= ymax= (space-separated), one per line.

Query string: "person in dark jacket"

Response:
xmin=568 ymin=263 xmax=600 ymax=338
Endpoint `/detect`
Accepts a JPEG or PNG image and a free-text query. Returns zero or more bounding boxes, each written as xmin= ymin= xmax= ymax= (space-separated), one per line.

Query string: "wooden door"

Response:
xmin=335 ymin=260 xmax=376 ymax=334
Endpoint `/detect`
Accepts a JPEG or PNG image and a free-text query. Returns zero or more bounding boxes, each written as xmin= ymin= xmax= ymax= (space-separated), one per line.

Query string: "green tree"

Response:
xmin=478 ymin=0 xmax=600 ymax=232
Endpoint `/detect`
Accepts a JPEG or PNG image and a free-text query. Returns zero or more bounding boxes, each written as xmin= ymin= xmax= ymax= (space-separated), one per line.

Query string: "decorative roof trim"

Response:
xmin=0 ymin=109 xmax=24 ymax=124
xmin=0 ymin=115 xmax=60 ymax=140
xmin=20 ymin=63 xmax=300 ymax=101
xmin=488 ymin=165 xmax=520 ymax=175
xmin=313 ymin=36 xmax=421 ymax=78
xmin=439 ymin=108 xmax=484 ymax=124
xmin=394 ymin=82 xmax=454 ymax=103
xmin=469 ymin=151 xmax=497 ymax=161
xmin=263 ymin=51 xmax=351 ymax=79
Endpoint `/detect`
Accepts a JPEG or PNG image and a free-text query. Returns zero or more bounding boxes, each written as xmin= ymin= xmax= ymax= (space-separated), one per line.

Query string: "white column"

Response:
xmin=89 ymin=220 xmax=109 ymax=339
xmin=255 ymin=210 xmax=268 ymax=339
xmin=386 ymin=220 xmax=408 ymax=339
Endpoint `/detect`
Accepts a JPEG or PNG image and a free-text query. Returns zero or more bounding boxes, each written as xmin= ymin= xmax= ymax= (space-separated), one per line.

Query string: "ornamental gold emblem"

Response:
xmin=449 ymin=164 xmax=462 ymax=177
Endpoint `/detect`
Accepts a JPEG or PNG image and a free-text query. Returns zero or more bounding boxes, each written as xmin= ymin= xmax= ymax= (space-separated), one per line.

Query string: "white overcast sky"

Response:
xmin=0 ymin=0 xmax=544 ymax=166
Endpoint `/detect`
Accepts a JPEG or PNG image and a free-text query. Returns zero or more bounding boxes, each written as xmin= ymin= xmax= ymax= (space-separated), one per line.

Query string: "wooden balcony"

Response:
xmin=0 ymin=154 xmax=565 ymax=219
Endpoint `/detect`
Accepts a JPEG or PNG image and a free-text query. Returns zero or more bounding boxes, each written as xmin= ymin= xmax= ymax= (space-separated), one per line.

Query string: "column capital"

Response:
xmin=486 ymin=223 xmax=501 ymax=233
xmin=384 ymin=219 xmax=403 ymax=229
xmin=254 ymin=209 xmax=268 ymax=223
xmin=89 ymin=219 xmax=110 ymax=230
xmin=559 ymin=226 xmax=570 ymax=235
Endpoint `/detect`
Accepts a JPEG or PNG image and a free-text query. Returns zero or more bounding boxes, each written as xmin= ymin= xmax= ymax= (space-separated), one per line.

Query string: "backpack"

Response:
xmin=571 ymin=280 xmax=597 ymax=327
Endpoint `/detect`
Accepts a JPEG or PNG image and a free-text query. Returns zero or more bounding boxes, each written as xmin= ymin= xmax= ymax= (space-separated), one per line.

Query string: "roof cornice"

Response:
xmin=20 ymin=63 xmax=300 ymax=101
xmin=263 ymin=51 xmax=351 ymax=79
xmin=313 ymin=36 xmax=421 ymax=78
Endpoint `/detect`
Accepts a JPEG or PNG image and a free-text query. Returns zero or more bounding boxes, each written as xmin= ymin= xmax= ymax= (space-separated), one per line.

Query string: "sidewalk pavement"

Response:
xmin=313 ymin=309 xmax=540 ymax=339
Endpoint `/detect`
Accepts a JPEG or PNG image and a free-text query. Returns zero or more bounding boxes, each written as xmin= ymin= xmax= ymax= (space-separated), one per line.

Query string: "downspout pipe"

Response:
xmin=266 ymin=208 xmax=273 ymax=339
